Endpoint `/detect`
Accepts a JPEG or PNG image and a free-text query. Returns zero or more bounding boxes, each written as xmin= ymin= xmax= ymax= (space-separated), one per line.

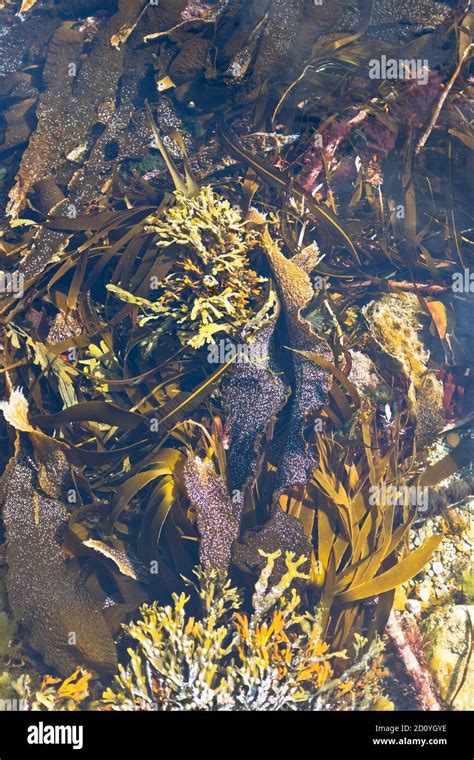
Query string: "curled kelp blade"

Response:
xmin=100 ymin=444 xmax=194 ymax=587
xmin=107 ymin=448 xmax=184 ymax=529
xmin=137 ymin=474 xmax=181 ymax=566
xmin=29 ymin=400 xmax=148 ymax=430
xmin=336 ymin=536 xmax=443 ymax=604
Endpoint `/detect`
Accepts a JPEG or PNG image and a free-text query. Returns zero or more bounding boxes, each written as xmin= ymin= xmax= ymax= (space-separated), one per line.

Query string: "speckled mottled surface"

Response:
xmin=3 ymin=435 xmax=117 ymax=676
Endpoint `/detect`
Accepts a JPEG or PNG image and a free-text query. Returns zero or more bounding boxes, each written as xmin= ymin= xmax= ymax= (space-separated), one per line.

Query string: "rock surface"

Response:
xmin=423 ymin=604 xmax=473 ymax=711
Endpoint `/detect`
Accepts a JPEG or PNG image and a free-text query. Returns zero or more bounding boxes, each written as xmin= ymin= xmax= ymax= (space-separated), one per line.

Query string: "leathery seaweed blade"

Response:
xmin=0 ymin=0 xmax=471 ymax=717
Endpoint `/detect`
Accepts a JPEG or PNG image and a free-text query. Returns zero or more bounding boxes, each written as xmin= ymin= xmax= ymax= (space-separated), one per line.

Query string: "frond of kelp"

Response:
xmin=101 ymin=552 xmax=389 ymax=711
xmin=307 ymin=406 xmax=442 ymax=650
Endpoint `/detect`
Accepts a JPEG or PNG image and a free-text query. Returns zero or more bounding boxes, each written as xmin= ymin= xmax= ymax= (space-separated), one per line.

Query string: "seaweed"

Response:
xmin=100 ymin=553 xmax=388 ymax=711
xmin=0 ymin=0 xmax=472 ymax=714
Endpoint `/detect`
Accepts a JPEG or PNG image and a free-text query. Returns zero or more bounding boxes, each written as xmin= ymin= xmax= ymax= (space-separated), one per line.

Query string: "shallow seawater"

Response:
xmin=0 ymin=0 xmax=472 ymax=737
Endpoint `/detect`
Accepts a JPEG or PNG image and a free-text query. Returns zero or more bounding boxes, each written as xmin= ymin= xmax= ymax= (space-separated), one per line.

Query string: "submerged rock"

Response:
xmin=423 ymin=604 xmax=473 ymax=711
xmin=0 ymin=387 xmax=117 ymax=678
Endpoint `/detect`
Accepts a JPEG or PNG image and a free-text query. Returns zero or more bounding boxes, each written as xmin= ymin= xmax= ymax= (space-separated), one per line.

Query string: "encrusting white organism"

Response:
xmin=0 ymin=386 xmax=34 ymax=432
